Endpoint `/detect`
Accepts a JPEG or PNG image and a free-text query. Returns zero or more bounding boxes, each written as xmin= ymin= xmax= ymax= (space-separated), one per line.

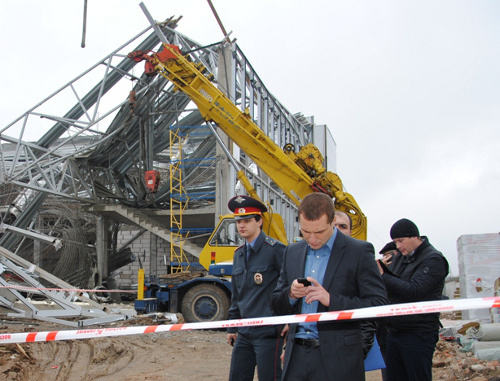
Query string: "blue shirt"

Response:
xmin=246 ymin=237 xmax=257 ymax=260
xmin=247 ymin=236 xmax=257 ymax=248
xmin=293 ymin=229 xmax=337 ymax=340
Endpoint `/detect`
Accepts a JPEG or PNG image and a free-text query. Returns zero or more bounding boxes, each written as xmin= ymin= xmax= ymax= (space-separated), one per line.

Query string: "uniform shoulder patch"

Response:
xmin=265 ymin=236 xmax=277 ymax=246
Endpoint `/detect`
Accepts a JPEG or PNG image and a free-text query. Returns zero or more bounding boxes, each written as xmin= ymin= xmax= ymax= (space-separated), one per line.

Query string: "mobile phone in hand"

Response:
xmin=297 ymin=278 xmax=311 ymax=286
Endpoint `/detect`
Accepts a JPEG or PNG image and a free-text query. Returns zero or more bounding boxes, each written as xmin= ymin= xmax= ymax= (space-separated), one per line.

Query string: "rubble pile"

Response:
xmin=433 ymin=339 xmax=500 ymax=381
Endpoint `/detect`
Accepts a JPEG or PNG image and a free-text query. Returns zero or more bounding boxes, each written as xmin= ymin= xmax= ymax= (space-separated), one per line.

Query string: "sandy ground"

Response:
xmin=0 ymin=313 xmax=499 ymax=381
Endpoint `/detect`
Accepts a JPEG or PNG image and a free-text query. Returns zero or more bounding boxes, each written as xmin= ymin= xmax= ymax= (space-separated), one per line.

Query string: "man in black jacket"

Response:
xmin=377 ymin=218 xmax=449 ymax=381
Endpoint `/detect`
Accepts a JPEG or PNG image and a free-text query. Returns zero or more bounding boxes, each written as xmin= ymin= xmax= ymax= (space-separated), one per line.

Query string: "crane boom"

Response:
xmin=128 ymin=44 xmax=367 ymax=239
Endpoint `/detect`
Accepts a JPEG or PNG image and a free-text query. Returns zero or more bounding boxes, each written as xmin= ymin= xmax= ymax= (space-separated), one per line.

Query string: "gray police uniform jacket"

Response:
xmin=228 ymin=231 xmax=285 ymax=336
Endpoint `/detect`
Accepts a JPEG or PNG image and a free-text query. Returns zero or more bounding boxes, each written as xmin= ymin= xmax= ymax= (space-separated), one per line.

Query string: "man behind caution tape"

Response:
xmin=226 ymin=195 xmax=286 ymax=381
xmin=272 ymin=193 xmax=388 ymax=381
xmin=377 ymin=218 xmax=449 ymax=381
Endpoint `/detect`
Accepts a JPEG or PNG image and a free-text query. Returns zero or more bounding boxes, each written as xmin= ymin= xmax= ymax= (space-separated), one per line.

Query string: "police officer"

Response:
xmin=226 ymin=195 xmax=286 ymax=381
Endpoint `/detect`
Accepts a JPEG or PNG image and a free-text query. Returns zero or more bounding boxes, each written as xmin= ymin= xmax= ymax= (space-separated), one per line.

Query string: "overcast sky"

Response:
xmin=2 ymin=1 xmax=500 ymax=276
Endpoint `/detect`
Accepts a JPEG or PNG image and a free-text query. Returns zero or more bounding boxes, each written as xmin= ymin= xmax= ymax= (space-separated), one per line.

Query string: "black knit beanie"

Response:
xmin=390 ymin=218 xmax=420 ymax=239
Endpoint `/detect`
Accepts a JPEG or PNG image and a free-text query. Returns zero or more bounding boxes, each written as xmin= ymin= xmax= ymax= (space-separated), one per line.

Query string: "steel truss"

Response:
xmin=0 ymin=15 xmax=311 ymax=229
xmin=0 ymin=13 xmax=315 ymax=323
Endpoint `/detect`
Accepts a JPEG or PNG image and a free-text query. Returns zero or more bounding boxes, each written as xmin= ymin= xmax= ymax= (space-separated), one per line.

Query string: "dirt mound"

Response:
xmin=0 ymin=318 xmax=232 ymax=381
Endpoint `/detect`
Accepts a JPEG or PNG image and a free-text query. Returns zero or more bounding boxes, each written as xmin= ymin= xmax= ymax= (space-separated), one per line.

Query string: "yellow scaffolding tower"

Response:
xmin=169 ymin=127 xmax=190 ymax=273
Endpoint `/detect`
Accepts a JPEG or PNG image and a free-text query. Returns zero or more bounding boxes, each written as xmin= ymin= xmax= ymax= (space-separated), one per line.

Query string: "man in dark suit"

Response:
xmin=272 ymin=193 xmax=387 ymax=381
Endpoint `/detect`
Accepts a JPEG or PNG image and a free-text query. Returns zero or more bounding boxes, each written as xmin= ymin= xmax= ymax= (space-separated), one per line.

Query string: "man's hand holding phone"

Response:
xmin=290 ymin=277 xmax=330 ymax=307
xmin=290 ymin=277 xmax=312 ymax=299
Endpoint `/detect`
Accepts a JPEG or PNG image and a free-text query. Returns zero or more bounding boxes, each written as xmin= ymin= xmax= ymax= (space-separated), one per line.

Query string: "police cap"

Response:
xmin=228 ymin=195 xmax=267 ymax=220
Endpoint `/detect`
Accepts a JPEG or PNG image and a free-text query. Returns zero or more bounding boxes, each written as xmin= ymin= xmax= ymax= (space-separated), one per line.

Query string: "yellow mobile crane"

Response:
xmin=128 ymin=43 xmax=367 ymax=322
xmin=129 ymin=45 xmax=366 ymax=238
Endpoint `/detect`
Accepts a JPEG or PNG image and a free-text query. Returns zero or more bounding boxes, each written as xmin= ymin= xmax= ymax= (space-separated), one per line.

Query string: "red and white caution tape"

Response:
xmin=0 ymin=296 xmax=498 ymax=344
xmin=0 ymin=285 xmax=136 ymax=294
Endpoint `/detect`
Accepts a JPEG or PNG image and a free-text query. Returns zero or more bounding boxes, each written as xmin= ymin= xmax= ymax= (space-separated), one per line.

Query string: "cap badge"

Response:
xmin=235 ymin=196 xmax=245 ymax=204
xmin=238 ymin=207 xmax=246 ymax=214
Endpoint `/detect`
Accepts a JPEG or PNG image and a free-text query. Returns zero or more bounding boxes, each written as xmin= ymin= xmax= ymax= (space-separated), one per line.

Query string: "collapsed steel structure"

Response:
xmin=0 ymin=15 xmax=315 ymax=325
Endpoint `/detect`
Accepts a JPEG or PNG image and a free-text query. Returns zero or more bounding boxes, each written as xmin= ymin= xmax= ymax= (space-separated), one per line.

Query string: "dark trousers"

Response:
xmin=376 ymin=321 xmax=388 ymax=381
xmin=379 ymin=344 xmax=388 ymax=381
xmin=385 ymin=331 xmax=438 ymax=381
xmin=229 ymin=333 xmax=283 ymax=381
xmin=283 ymin=344 xmax=329 ymax=381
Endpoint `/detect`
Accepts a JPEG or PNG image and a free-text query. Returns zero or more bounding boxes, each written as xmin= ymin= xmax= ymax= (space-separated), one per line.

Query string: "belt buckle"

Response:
xmin=296 ymin=338 xmax=320 ymax=348
xmin=310 ymin=339 xmax=320 ymax=348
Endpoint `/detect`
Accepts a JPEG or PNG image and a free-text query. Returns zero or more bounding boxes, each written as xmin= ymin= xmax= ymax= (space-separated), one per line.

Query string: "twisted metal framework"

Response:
xmin=0 ymin=19 xmax=311 ymax=243
xmin=0 ymin=14 xmax=322 ymax=325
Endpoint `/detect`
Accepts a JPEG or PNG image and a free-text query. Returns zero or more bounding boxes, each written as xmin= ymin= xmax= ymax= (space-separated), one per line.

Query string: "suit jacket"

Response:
xmin=272 ymin=231 xmax=388 ymax=380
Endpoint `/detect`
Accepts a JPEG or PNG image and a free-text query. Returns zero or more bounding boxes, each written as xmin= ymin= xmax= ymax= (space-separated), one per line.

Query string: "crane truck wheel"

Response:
xmin=181 ymin=284 xmax=230 ymax=323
